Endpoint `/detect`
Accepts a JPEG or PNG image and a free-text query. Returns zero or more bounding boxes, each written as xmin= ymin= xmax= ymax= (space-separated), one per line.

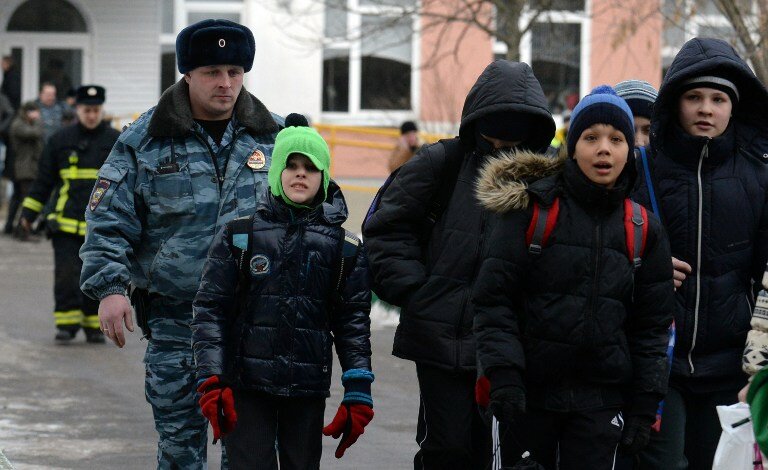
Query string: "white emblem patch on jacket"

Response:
xmin=250 ymin=254 xmax=270 ymax=275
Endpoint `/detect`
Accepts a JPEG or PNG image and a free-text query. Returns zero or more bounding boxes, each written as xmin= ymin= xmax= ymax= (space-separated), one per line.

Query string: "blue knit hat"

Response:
xmin=567 ymin=85 xmax=635 ymax=158
xmin=615 ymin=79 xmax=658 ymax=119
xmin=176 ymin=19 xmax=255 ymax=73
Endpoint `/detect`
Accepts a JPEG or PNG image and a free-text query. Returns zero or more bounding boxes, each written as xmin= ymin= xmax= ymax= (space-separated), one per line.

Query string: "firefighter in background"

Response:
xmin=18 ymin=85 xmax=119 ymax=343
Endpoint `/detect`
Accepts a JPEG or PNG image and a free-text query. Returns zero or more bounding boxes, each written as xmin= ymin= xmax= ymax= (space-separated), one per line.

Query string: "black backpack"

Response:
xmin=361 ymin=137 xmax=464 ymax=243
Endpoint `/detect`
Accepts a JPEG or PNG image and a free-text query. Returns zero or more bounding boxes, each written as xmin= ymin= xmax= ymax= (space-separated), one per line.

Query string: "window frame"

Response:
xmin=493 ymin=3 xmax=590 ymax=118
xmin=320 ymin=0 xmax=420 ymax=126
xmin=661 ymin=0 xmax=759 ymax=70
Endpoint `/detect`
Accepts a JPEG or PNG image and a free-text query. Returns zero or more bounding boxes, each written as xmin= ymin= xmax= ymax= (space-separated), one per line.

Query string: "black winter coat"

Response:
xmin=20 ymin=121 xmax=119 ymax=236
xmin=363 ymin=60 xmax=555 ymax=370
xmin=632 ymin=38 xmax=768 ymax=386
xmin=473 ymin=152 xmax=675 ymax=417
xmin=192 ymin=183 xmax=372 ymax=397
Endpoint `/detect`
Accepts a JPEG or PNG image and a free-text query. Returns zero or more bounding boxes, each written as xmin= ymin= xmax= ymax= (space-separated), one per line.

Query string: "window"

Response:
xmin=528 ymin=0 xmax=584 ymax=11
xmin=494 ymin=3 xmax=586 ymax=113
xmin=531 ymin=23 xmax=581 ymax=113
xmin=322 ymin=0 xmax=416 ymax=117
xmin=8 ymin=0 xmax=87 ymax=32
xmin=323 ymin=50 xmax=350 ymax=112
xmin=158 ymin=1 xmax=244 ymax=94
xmin=360 ymin=15 xmax=411 ymax=110
xmin=661 ymin=0 xmax=757 ymax=67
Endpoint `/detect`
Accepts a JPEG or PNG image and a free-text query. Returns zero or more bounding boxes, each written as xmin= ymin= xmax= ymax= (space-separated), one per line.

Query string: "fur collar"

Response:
xmin=475 ymin=150 xmax=566 ymax=213
xmin=147 ymin=79 xmax=279 ymax=138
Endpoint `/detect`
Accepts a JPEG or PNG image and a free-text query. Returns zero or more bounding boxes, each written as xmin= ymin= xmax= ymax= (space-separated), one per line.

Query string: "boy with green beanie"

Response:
xmin=191 ymin=114 xmax=374 ymax=469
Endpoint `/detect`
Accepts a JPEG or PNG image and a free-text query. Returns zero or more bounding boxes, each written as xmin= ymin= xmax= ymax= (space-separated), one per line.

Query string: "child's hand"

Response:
xmin=197 ymin=376 xmax=237 ymax=444
xmin=672 ymin=257 xmax=692 ymax=289
xmin=323 ymin=403 xmax=374 ymax=458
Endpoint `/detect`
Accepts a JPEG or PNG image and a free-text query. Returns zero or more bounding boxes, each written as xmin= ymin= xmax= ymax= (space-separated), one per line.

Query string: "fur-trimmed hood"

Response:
xmin=475 ymin=150 xmax=565 ymax=213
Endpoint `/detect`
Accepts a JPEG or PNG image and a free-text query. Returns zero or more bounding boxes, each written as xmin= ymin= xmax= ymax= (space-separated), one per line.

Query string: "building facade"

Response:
xmin=0 ymin=0 xmax=756 ymax=175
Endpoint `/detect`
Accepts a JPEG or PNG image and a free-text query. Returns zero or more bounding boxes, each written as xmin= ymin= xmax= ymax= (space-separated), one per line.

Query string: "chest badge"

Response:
xmin=250 ymin=254 xmax=270 ymax=276
xmin=89 ymin=178 xmax=111 ymax=211
xmin=247 ymin=149 xmax=266 ymax=170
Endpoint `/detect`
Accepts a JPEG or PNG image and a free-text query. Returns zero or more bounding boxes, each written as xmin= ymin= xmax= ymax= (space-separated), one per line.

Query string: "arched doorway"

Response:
xmin=2 ymin=0 xmax=91 ymax=103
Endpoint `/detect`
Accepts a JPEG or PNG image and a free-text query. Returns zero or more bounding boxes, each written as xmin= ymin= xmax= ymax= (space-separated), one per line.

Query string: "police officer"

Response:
xmin=79 ymin=19 xmax=281 ymax=469
xmin=19 ymin=84 xmax=119 ymax=344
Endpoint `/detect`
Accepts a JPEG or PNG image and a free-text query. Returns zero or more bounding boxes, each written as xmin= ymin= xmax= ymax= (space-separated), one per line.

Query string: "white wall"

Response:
xmin=244 ymin=0 xmax=323 ymax=122
xmin=86 ymin=0 xmax=159 ymax=118
xmin=0 ymin=0 xmax=159 ymax=119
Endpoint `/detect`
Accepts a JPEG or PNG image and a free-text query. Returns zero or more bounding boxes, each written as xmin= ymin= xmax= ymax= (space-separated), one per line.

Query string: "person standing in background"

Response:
xmin=388 ymin=120 xmax=422 ymax=172
xmin=19 ymin=85 xmax=119 ymax=342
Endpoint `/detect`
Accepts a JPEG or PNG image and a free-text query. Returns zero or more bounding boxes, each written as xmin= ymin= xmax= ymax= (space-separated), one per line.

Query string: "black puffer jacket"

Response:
xmin=192 ymin=183 xmax=372 ymax=397
xmin=473 ymin=152 xmax=675 ymax=416
xmin=363 ymin=60 xmax=555 ymax=370
xmin=632 ymin=38 xmax=768 ymax=385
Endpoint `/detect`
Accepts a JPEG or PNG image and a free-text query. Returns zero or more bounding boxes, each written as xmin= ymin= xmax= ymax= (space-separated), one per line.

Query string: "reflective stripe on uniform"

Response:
xmin=50 ymin=167 xmax=98 ymax=235
xmin=22 ymin=197 xmax=44 ymax=213
xmin=59 ymin=168 xmax=99 ymax=180
xmin=81 ymin=315 xmax=100 ymax=329
xmin=48 ymin=214 xmax=87 ymax=236
xmin=54 ymin=309 xmax=84 ymax=325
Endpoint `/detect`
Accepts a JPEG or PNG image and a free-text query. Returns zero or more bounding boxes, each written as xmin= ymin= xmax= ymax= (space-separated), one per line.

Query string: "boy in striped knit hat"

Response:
xmin=615 ymin=79 xmax=658 ymax=148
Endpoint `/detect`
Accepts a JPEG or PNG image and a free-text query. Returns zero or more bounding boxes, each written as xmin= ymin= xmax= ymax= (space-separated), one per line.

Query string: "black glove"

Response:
xmin=619 ymin=415 xmax=654 ymax=455
xmin=488 ymin=386 xmax=526 ymax=424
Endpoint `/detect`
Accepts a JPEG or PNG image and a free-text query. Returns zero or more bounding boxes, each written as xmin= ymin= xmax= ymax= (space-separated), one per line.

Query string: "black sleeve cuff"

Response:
xmin=486 ymin=367 xmax=524 ymax=393
xmin=629 ymin=392 xmax=662 ymax=421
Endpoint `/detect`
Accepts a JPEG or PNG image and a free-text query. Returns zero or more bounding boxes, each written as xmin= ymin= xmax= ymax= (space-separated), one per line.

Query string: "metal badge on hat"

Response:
xmin=247 ymin=149 xmax=266 ymax=170
xmin=87 ymin=87 xmax=97 ymax=96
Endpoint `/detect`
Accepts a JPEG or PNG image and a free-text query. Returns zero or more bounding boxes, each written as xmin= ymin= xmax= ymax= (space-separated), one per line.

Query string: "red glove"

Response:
xmin=322 ymin=403 xmax=374 ymax=458
xmin=475 ymin=375 xmax=490 ymax=408
xmin=197 ymin=376 xmax=237 ymax=444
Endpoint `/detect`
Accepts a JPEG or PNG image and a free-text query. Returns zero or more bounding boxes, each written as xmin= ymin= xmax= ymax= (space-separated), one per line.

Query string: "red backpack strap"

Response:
xmin=624 ymin=199 xmax=649 ymax=269
xmin=526 ymin=197 xmax=560 ymax=255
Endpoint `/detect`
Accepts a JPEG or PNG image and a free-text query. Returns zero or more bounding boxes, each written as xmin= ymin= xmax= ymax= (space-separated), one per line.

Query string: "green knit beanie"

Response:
xmin=268 ymin=114 xmax=331 ymax=208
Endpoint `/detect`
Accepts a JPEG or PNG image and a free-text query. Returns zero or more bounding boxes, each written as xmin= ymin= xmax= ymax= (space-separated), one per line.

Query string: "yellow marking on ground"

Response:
xmin=339 ymin=184 xmax=380 ymax=194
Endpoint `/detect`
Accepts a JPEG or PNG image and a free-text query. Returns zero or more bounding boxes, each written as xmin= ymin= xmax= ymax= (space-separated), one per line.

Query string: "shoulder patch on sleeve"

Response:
xmin=89 ymin=179 xmax=111 ymax=211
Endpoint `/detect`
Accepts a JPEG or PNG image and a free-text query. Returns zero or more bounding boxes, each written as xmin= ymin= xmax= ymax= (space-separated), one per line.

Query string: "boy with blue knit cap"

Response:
xmin=473 ymin=85 xmax=674 ymax=468
xmin=192 ymin=114 xmax=374 ymax=469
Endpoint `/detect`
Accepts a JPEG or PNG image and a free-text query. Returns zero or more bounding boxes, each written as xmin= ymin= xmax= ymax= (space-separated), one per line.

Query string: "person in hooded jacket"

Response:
xmin=191 ymin=115 xmax=373 ymax=469
xmin=363 ymin=59 xmax=555 ymax=469
xmin=631 ymin=37 xmax=768 ymax=469
xmin=472 ymin=85 xmax=675 ymax=469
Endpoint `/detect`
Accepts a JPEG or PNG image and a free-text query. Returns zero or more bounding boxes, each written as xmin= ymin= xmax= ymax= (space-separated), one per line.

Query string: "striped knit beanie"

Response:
xmin=567 ymin=85 xmax=635 ymax=158
xmin=615 ymin=79 xmax=658 ymax=119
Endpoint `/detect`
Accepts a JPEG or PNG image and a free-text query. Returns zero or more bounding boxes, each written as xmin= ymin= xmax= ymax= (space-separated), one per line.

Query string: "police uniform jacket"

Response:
xmin=21 ymin=120 xmax=119 ymax=236
xmin=192 ymin=184 xmax=372 ymax=397
xmin=632 ymin=38 xmax=768 ymax=388
xmin=473 ymin=152 xmax=674 ymax=418
xmin=79 ymin=80 xmax=282 ymax=302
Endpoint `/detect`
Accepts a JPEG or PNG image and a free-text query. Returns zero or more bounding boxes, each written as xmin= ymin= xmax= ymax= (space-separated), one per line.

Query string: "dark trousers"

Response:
xmin=414 ymin=363 xmax=491 ymax=470
xmin=52 ymin=233 xmax=99 ymax=330
xmin=224 ymin=389 xmax=326 ymax=470
xmin=4 ymin=179 xmax=24 ymax=233
xmin=499 ymin=405 xmax=623 ymax=470
xmin=636 ymin=382 xmax=741 ymax=470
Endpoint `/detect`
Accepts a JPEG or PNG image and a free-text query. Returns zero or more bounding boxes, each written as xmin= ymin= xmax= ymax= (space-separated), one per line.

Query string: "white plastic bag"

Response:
xmin=713 ymin=402 xmax=764 ymax=470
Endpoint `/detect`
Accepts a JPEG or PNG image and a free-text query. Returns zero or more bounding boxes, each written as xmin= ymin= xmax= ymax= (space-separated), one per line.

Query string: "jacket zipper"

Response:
xmin=456 ymin=208 xmax=487 ymax=368
xmin=587 ymin=218 xmax=602 ymax=343
xmin=194 ymin=133 xmax=223 ymax=190
xmin=688 ymin=140 xmax=709 ymax=374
